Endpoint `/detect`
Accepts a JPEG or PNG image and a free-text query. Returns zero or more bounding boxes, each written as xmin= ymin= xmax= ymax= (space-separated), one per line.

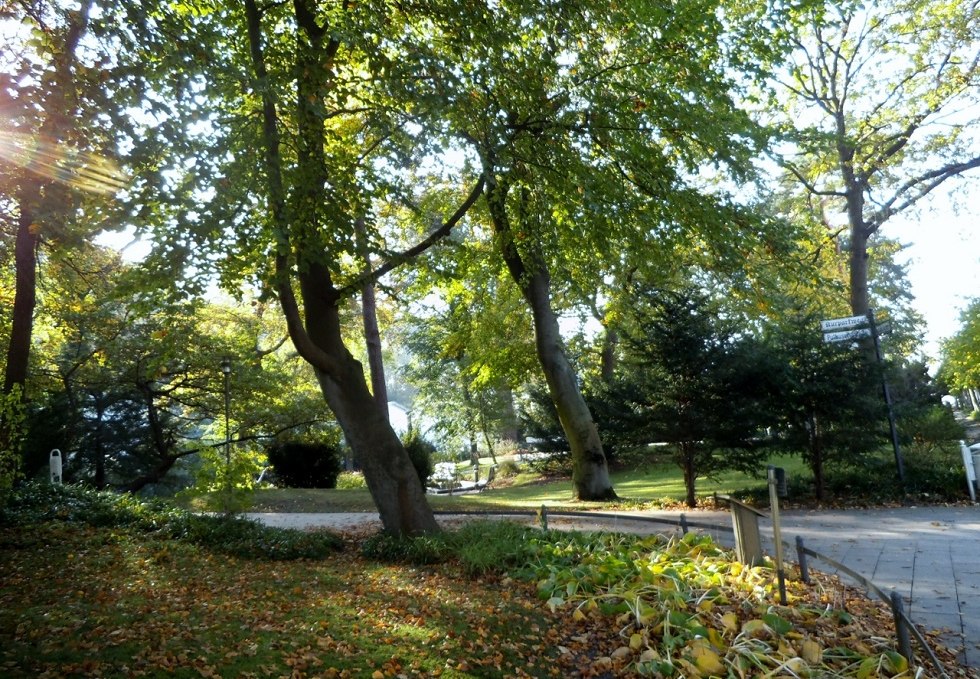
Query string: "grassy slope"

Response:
xmin=244 ymin=454 xmax=809 ymax=513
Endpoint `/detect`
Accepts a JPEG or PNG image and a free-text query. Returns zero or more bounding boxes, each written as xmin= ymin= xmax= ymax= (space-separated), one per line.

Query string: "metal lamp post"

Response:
xmin=220 ymin=358 xmax=232 ymax=500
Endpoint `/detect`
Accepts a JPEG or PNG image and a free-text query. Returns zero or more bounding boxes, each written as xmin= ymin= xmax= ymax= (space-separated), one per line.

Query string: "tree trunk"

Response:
xmin=682 ymin=445 xmax=697 ymax=508
xmin=3 ymin=188 xmax=39 ymax=395
xmin=485 ymin=172 xmax=615 ymax=501
xmin=3 ymin=4 xmax=89 ymax=396
xmin=807 ymin=412 xmax=825 ymax=501
xmin=600 ymin=327 xmax=618 ymax=383
xmin=357 ymin=218 xmax=389 ymax=417
xmin=300 ymin=265 xmax=438 ymax=534
xmin=243 ymin=0 xmax=437 ymax=535
xmin=840 ymin=125 xmax=872 ymax=316
xmin=124 ymin=451 xmax=194 ymax=493
xmin=499 ymin=386 xmax=522 ymax=444
xmin=848 ymin=221 xmax=871 ymax=316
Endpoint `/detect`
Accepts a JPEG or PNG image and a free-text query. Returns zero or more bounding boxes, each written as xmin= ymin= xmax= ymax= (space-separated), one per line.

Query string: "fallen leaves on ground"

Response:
xmin=1 ymin=521 xmax=976 ymax=678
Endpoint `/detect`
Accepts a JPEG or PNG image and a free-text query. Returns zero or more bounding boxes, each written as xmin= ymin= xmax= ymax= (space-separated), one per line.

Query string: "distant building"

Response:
xmin=387 ymin=401 xmax=411 ymax=435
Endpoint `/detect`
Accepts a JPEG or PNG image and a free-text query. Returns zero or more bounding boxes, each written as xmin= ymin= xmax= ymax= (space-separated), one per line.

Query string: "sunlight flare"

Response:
xmin=0 ymin=130 xmax=129 ymax=195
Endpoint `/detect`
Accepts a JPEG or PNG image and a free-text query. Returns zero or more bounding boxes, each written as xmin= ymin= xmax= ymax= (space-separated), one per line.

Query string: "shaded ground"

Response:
xmin=253 ymin=505 xmax=980 ymax=672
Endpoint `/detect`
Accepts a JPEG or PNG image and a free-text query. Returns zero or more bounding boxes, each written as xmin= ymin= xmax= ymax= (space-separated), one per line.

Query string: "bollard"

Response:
xmin=796 ymin=535 xmax=811 ymax=584
xmin=538 ymin=504 xmax=548 ymax=531
xmin=680 ymin=513 xmax=689 ymax=535
xmin=49 ymin=449 xmax=63 ymax=485
xmin=890 ymin=591 xmax=913 ymax=663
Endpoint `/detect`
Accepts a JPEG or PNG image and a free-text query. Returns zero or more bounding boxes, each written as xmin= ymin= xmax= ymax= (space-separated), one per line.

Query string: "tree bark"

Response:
xmin=600 ymin=327 xmax=618 ymax=383
xmin=356 ymin=218 xmax=389 ymax=417
xmin=243 ymin=0 xmax=438 ymax=535
xmin=845 ymin=187 xmax=871 ymax=316
xmin=807 ymin=412 xmax=825 ymax=501
xmin=499 ymin=386 xmax=522 ymax=444
xmin=300 ymin=264 xmax=438 ymax=534
xmin=682 ymin=445 xmax=697 ymax=508
xmin=3 ymin=188 xmax=39 ymax=395
xmin=3 ymin=3 xmax=90 ymax=396
xmin=485 ymin=171 xmax=615 ymax=501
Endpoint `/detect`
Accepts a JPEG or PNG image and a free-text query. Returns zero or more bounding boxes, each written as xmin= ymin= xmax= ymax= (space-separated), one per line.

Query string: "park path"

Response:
xmin=251 ymin=504 xmax=980 ymax=670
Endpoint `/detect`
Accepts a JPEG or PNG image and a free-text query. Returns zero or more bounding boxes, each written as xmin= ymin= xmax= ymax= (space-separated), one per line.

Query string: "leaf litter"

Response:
xmin=1 ymin=520 xmax=977 ymax=678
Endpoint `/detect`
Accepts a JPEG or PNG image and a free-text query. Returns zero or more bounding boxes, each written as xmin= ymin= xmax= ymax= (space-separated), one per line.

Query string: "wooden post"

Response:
xmin=890 ymin=591 xmax=913 ymax=662
xmin=680 ymin=513 xmax=689 ymax=535
xmin=768 ymin=467 xmax=787 ymax=605
xmin=796 ymin=535 xmax=810 ymax=584
xmin=538 ymin=504 xmax=548 ymax=531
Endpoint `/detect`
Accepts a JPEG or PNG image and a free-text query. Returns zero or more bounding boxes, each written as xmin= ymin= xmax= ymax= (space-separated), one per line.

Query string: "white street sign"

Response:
xmin=820 ymin=315 xmax=868 ymax=331
xmin=823 ymin=328 xmax=872 ymax=343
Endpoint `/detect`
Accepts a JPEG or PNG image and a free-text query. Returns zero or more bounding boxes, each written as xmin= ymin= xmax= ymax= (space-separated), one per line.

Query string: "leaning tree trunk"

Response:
xmin=300 ymin=266 xmax=438 ymax=535
xmin=244 ymin=0 xmax=437 ymax=535
xmin=485 ymin=171 xmax=615 ymax=501
xmin=523 ymin=270 xmax=616 ymax=500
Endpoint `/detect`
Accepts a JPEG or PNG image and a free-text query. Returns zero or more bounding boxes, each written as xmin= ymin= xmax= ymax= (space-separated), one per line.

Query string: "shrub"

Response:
xmin=335 ymin=471 xmax=367 ymax=489
xmin=496 ymin=459 xmax=521 ymax=477
xmin=361 ymin=520 xmax=547 ymax=575
xmin=265 ymin=441 xmax=343 ymax=488
xmin=0 ymin=482 xmax=342 ymax=560
xmin=361 ymin=530 xmax=452 ymax=564
xmin=402 ymin=427 xmax=436 ymax=487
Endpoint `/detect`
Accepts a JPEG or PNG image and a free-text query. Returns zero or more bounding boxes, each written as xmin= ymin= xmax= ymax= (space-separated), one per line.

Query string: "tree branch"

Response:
xmin=866 ymin=154 xmax=980 ymax=232
xmin=336 ymin=175 xmax=486 ymax=297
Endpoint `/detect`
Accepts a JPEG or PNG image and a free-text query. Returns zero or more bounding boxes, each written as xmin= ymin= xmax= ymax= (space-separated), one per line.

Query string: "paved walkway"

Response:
xmin=250 ymin=505 xmax=980 ymax=670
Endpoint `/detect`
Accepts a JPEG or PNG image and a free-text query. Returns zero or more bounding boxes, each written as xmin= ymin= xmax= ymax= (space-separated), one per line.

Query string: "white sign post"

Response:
xmin=819 ymin=315 xmax=868 ymax=332
xmin=49 ymin=449 xmax=63 ymax=485
xmin=822 ymin=328 xmax=872 ymax=344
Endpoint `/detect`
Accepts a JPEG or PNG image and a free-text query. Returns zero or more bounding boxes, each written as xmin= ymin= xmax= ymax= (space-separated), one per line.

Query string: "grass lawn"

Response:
xmin=243 ymin=454 xmax=810 ymax=514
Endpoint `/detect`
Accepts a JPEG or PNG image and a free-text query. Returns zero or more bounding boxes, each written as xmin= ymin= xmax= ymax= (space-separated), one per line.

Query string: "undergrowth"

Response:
xmin=0 ymin=482 xmax=342 ymax=560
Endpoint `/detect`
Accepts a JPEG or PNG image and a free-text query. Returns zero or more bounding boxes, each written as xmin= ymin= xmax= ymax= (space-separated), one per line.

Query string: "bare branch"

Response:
xmin=866 ymin=155 xmax=980 ymax=233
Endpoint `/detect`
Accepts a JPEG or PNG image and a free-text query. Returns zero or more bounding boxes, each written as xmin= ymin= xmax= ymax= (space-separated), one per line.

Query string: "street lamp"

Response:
xmin=220 ymin=358 xmax=232 ymax=499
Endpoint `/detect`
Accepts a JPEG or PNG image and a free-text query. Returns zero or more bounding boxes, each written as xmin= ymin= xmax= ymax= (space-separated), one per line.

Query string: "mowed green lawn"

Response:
xmin=244 ymin=454 xmax=809 ymax=513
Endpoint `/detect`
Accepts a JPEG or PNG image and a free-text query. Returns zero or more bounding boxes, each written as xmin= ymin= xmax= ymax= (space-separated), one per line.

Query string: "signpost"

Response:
xmin=822 ymin=328 xmax=872 ymax=343
xmin=819 ymin=311 xmax=906 ymax=487
xmin=820 ymin=315 xmax=867 ymax=332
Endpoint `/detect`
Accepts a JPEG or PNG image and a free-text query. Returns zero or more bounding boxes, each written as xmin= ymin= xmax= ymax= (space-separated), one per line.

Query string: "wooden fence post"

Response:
xmin=890 ymin=591 xmax=913 ymax=662
xmin=796 ymin=535 xmax=810 ymax=584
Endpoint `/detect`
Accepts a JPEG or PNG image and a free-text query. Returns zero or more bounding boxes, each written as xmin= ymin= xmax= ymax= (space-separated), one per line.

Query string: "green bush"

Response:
xmin=361 ymin=520 xmax=549 ymax=575
xmin=0 ymin=482 xmax=342 ymax=560
xmin=496 ymin=459 xmax=521 ymax=477
xmin=361 ymin=530 xmax=452 ymax=564
xmin=402 ymin=427 xmax=436 ymax=487
xmin=335 ymin=471 xmax=367 ymax=489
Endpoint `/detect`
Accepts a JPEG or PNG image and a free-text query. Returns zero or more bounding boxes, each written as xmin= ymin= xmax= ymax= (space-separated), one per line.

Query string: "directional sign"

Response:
xmin=823 ymin=328 xmax=872 ymax=343
xmin=820 ymin=315 xmax=868 ymax=332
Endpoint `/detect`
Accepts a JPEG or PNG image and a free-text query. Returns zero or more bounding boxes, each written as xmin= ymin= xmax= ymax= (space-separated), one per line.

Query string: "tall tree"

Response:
xmin=775 ymin=0 xmax=980 ymax=315
xmin=600 ymin=282 xmax=774 ymax=508
xmin=412 ymin=0 xmax=786 ymax=500
xmin=939 ymin=298 xmax=980 ymax=411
